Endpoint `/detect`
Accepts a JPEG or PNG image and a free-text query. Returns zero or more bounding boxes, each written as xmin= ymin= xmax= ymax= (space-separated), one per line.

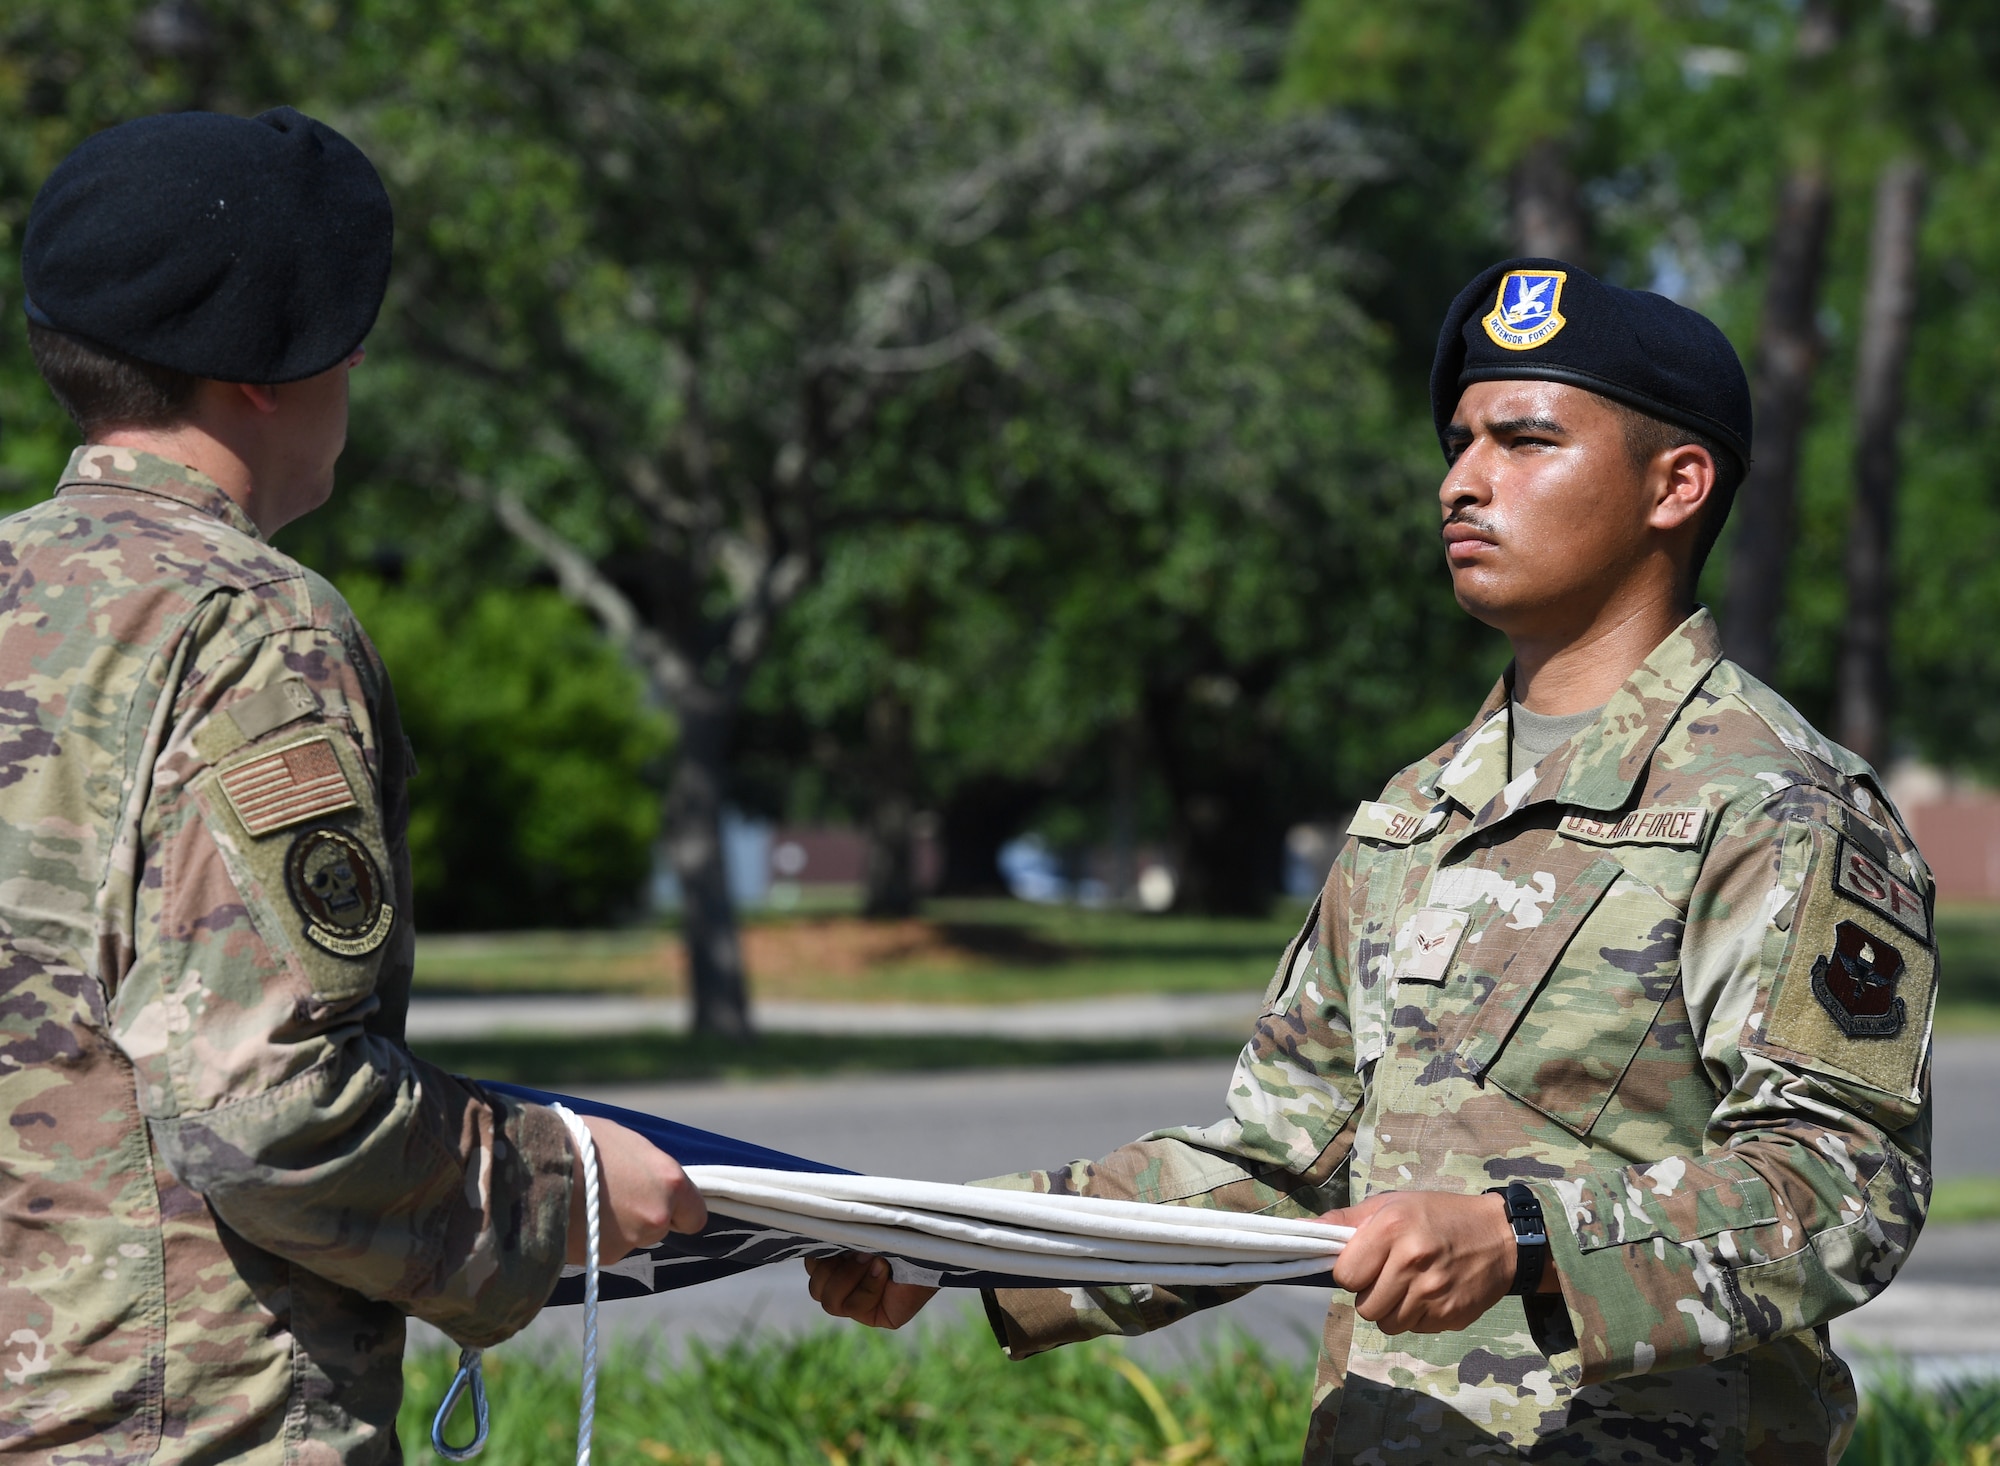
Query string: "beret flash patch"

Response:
xmin=1811 ymin=920 xmax=1906 ymax=1039
xmin=285 ymin=827 xmax=394 ymax=958
xmin=1481 ymin=269 xmax=1568 ymax=350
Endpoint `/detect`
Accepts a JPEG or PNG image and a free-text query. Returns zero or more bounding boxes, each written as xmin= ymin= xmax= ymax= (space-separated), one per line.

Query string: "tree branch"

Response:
xmin=453 ymin=474 xmax=699 ymax=702
xmin=812 ymin=285 xmax=1079 ymax=376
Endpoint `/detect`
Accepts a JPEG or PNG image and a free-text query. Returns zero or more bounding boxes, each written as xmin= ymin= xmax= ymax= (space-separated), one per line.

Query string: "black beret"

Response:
xmin=22 ymin=107 xmax=392 ymax=384
xmin=1429 ymin=257 xmax=1751 ymax=473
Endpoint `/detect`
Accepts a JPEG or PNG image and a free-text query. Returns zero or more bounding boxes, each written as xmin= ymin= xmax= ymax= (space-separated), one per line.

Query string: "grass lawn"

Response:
xmin=402 ymin=1325 xmax=1313 ymax=1466
xmin=398 ymin=1323 xmax=1997 ymax=1465
xmin=1935 ymin=905 xmax=2000 ymax=1033
xmin=411 ymin=898 xmax=1306 ymax=1006
xmin=407 ymin=899 xmax=2000 ymax=1047
xmin=1931 ymin=1176 xmax=2000 ymax=1226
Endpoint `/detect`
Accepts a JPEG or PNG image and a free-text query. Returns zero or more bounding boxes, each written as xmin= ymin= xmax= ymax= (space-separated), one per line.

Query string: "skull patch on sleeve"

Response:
xmin=285 ymin=826 xmax=395 ymax=958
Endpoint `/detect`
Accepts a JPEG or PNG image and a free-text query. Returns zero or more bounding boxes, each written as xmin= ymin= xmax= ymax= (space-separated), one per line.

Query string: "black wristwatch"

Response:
xmin=1485 ymin=1182 xmax=1549 ymax=1296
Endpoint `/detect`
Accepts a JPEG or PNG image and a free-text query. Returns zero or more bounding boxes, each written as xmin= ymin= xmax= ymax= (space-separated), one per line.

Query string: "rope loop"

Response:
xmin=430 ymin=1105 xmax=601 ymax=1463
xmin=429 ymin=1347 xmax=489 ymax=1461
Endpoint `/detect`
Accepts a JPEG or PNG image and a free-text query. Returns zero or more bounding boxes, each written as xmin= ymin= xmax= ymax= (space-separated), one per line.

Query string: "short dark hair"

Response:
xmin=27 ymin=320 xmax=202 ymax=438
xmin=1612 ymin=401 xmax=1746 ymax=582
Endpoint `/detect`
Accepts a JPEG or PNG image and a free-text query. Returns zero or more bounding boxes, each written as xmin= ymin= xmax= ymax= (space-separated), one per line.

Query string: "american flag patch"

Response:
xmin=217 ymin=735 xmax=358 ymax=837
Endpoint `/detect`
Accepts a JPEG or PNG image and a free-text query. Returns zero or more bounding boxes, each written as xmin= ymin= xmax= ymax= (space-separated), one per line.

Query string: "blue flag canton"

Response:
xmin=1481 ymin=269 xmax=1569 ymax=350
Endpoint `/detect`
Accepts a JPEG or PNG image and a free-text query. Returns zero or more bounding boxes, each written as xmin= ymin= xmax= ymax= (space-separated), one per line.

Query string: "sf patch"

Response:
xmin=1481 ymin=269 xmax=1568 ymax=351
xmin=285 ymin=826 xmax=395 ymax=958
xmin=1812 ymin=920 xmax=1906 ymax=1038
xmin=1766 ymin=825 xmax=1935 ymax=1100
xmin=1833 ymin=835 xmax=1931 ymax=943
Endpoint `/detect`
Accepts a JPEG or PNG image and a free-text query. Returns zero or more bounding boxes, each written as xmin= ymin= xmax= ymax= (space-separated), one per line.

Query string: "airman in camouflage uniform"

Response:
xmin=2 ymin=109 xmax=704 ymax=1462
xmin=0 ymin=445 xmax=576 ymax=1461
xmin=977 ymin=606 xmax=1931 ymax=1460
xmin=808 ymin=259 xmax=1933 ymax=1462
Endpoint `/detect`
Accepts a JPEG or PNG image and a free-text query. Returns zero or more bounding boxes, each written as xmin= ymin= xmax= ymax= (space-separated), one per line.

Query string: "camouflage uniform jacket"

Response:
xmin=0 ymin=448 xmax=574 ymax=1464
xmin=982 ymin=610 xmax=1934 ymax=1464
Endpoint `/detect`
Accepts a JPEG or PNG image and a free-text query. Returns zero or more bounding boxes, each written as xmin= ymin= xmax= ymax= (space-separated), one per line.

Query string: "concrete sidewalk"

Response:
xmin=404 ymin=989 xmax=1264 ymax=1042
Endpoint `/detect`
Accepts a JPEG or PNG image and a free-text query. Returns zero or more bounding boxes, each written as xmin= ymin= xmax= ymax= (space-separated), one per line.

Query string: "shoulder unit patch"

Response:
xmin=1811 ymin=919 xmax=1907 ymax=1039
xmin=285 ymin=826 xmax=395 ymax=958
xmin=1764 ymin=823 xmax=1936 ymax=1099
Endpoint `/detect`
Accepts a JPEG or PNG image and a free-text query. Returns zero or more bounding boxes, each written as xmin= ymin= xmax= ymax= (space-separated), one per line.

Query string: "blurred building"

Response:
xmin=1889 ymin=764 xmax=2000 ymax=904
xmin=652 ymin=817 xmax=941 ymax=911
xmin=1286 ymin=821 xmax=1347 ymax=900
xmin=997 ymin=835 xmax=1179 ymax=910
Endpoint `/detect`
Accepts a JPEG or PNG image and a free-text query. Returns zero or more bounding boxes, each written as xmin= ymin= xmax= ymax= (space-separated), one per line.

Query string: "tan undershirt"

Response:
xmin=1510 ymin=700 xmax=1604 ymax=779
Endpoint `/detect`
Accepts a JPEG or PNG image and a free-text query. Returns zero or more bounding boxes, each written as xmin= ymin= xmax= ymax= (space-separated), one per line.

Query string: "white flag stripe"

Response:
xmin=681 ymin=1165 xmax=1350 ymax=1287
xmin=226 ymin=771 xmax=349 ymax=806
xmin=228 ymin=782 xmax=350 ymax=813
xmin=218 ymin=743 xmax=356 ymax=834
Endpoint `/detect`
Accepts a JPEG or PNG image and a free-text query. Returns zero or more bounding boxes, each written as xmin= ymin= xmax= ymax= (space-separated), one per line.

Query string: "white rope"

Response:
xmin=433 ymin=1142 xmax=1350 ymax=1461
xmin=684 ymin=1164 xmax=1351 ymax=1286
xmin=551 ymin=1105 xmax=601 ymax=1466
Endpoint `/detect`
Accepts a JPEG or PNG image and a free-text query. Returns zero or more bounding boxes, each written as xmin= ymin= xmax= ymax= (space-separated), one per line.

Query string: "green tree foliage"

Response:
xmin=738 ymin=45 xmax=1495 ymax=912
xmin=0 ymin=1 xmax=679 ymax=933
xmin=1282 ymin=0 xmax=2000 ymax=783
xmin=339 ymin=580 xmax=671 ymax=930
xmin=11 ymin=0 xmax=2000 ymax=950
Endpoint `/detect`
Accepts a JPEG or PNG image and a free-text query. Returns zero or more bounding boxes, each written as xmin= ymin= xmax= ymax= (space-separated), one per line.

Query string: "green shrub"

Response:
xmin=1845 ymin=1369 xmax=2000 ymax=1465
xmin=340 ymin=579 xmax=672 ymax=930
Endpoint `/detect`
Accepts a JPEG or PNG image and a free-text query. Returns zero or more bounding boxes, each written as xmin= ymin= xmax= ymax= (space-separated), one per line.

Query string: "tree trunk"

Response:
xmin=1836 ymin=159 xmax=1927 ymax=768
xmin=861 ymin=688 xmax=918 ymax=919
xmin=1107 ymin=721 xmax=1140 ymax=909
xmin=1509 ymin=138 xmax=1588 ymax=263
xmin=665 ymin=696 xmax=752 ymax=1037
xmin=937 ymin=778 xmax=1033 ymax=896
xmin=1144 ymin=686 xmax=1277 ymax=917
xmin=1722 ymin=167 xmax=1835 ymax=681
xmin=1170 ymin=784 xmax=1279 ymax=916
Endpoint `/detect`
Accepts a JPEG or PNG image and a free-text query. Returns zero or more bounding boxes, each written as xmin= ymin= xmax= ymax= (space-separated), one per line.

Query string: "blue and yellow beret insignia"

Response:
xmin=1481 ymin=269 xmax=1569 ymax=351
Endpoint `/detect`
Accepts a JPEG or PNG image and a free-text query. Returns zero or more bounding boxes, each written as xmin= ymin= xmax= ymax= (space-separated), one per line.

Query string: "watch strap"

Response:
xmin=1484 ymin=1182 xmax=1549 ymax=1296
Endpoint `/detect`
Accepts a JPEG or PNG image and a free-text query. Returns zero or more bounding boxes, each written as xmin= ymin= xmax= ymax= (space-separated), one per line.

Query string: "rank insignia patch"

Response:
xmin=218 ymin=734 xmax=358 ymax=836
xmin=285 ymin=827 xmax=395 ymax=958
xmin=1482 ymin=269 xmax=1569 ymax=351
xmin=1396 ymin=906 xmax=1469 ymax=985
xmin=1811 ymin=919 xmax=1906 ymax=1039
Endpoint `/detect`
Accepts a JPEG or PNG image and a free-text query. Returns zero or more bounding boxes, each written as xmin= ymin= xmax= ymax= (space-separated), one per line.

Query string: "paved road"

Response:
xmin=1935 ymin=1035 xmax=2000 ymax=1176
xmin=405 ymin=991 xmax=1262 ymax=1042
xmin=432 ymin=1036 xmax=2000 ymax=1369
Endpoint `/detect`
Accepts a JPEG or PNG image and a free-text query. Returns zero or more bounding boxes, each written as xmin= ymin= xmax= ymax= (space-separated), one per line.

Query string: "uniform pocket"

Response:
xmin=1480 ymin=871 xmax=1685 ymax=1136
xmin=1261 ymin=892 xmax=1324 ymax=1015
